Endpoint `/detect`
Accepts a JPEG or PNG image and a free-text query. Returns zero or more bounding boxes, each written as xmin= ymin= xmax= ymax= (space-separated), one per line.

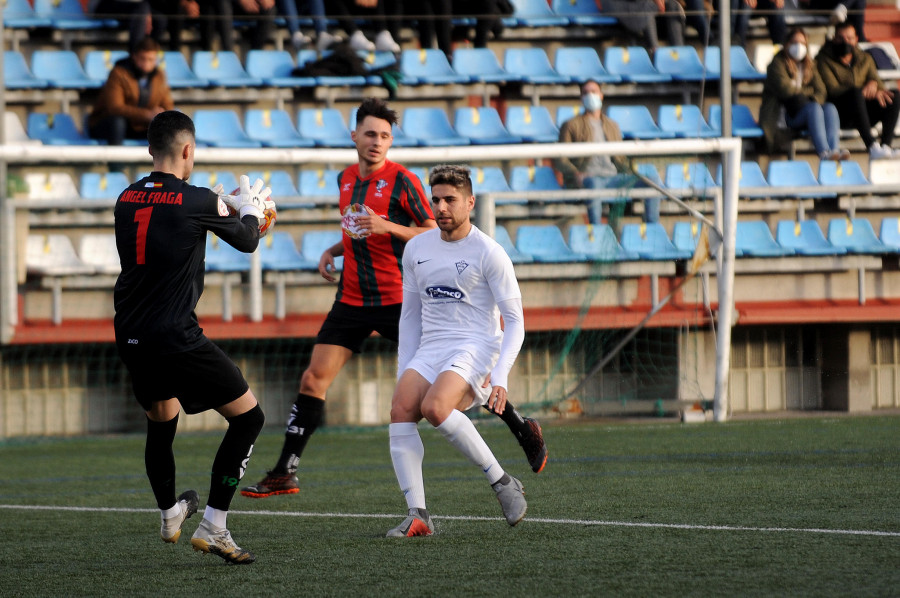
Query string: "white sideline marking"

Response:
xmin=2 ymin=504 xmax=899 ymax=538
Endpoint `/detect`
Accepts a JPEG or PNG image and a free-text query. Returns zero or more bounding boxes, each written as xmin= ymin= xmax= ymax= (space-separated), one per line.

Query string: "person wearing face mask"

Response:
xmin=816 ymin=21 xmax=900 ymax=160
xmin=555 ymin=80 xmax=659 ymax=224
xmin=759 ymin=27 xmax=849 ymax=161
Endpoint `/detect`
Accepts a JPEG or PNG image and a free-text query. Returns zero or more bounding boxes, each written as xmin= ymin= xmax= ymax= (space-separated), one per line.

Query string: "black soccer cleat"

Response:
xmin=518 ymin=417 xmax=548 ymax=474
xmin=240 ymin=471 xmax=299 ymax=498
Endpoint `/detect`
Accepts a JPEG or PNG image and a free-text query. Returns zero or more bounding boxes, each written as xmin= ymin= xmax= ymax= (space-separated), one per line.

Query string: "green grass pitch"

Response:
xmin=1 ymin=414 xmax=898 ymax=597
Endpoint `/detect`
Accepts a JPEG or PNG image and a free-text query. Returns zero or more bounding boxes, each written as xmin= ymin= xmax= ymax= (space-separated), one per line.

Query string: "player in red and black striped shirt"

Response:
xmin=241 ymin=98 xmax=547 ymax=500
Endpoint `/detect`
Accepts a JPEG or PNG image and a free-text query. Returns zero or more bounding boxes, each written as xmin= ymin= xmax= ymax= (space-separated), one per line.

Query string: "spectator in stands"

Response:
xmin=149 ymin=0 xmax=200 ymax=51
xmin=801 ymin=0 xmax=867 ymax=42
xmin=729 ymin=0 xmax=787 ymax=47
xmin=88 ymin=37 xmax=174 ymax=147
xmin=418 ymin=0 xmax=453 ymax=57
xmin=278 ymin=0 xmax=339 ymax=51
xmin=452 ymin=0 xmax=510 ymax=48
xmin=555 ymin=80 xmax=660 ymax=224
xmin=198 ymin=0 xmax=276 ymax=51
xmin=760 ymin=27 xmax=849 ymax=161
xmin=601 ymin=0 xmax=700 ymax=54
xmin=327 ymin=0 xmax=402 ymax=52
xmin=816 ymin=22 xmax=900 ymax=160
xmin=88 ymin=0 xmax=156 ymax=52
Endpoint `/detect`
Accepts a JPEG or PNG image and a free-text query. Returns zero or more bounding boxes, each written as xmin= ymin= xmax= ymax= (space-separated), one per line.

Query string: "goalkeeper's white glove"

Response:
xmin=236 ymin=175 xmax=272 ymax=224
xmin=212 ymin=182 xmax=241 ymax=213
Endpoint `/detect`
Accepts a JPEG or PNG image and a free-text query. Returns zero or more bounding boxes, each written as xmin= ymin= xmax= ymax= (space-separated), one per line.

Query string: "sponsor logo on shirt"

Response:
xmin=426 ymin=285 xmax=464 ymax=300
xmin=342 ymin=182 xmax=352 ymax=191
xmin=144 ymin=182 xmax=163 ymax=188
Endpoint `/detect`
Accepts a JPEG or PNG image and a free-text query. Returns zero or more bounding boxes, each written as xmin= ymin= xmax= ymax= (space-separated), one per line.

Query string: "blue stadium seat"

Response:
xmin=260 ymin=232 xmax=314 ymax=270
xmin=300 ymin=230 xmax=343 ymax=271
xmin=504 ymin=105 xmax=560 ymax=143
xmin=80 ymin=172 xmax=130 ymax=200
xmin=607 ymin=105 xmax=677 ymax=140
xmin=569 ymin=224 xmax=638 ymax=261
xmin=708 ymin=104 xmax=764 ymax=138
xmin=716 ymin=161 xmax=771 ymax=199
xmin=509 ymin=165 xmax=562 ymax=193
xmin=735 ymin=221 xmax=794 ymax=257
xmin=620 ymin=223 xmax=692 ymax=260
xmin=4 ymin=0 xmax=52 ymax=28
xmin=503 ymin=48 xmax=570 ymax=85
xmin=704 ymin=46 xmax=765 ymax=81
xmin=664 ymin=162 xmax=718 ymax=196
xmin=634 ymin=163 xmax=666 ymax=189
xmin=453 ymin=107 xmax=522 ymax=145
xmin=776 ymin=220 xmax=846 ymax=256
xmin=827 ymin=218 xmax=894 ymax=254
xmin=603 ymin=47 xmax=671 ymax=83
xmin=31 ymin=50 xmax=102 ymax=89
xmin=358 ymin=49 xmax=399 ymax=85
xmin=192 ymin=51 xmax=263 ymax=87
xmin=34 ymin=0 xmax=114 ymax=29
xmin=553 ymin=47 xmax=621 ymax=84
xmin=296 ymin=49 xmax=367 ymax=86
xmin=658 ymin=104 xmax=718 ymax=138
xmin=401 ymin=107 xmax=470 ymax=146
xmin=83 ymin=50 xmax=129 ymax=83
xmin=189 ymin=171 xmax=239 ymax=193
xmin=246 ymin=170 xmax=301 ymax=198
xmin=556 ymin=104 xmax=582 ymax=127
xmin=673 ymin=221 xmax=703 ymax=253
xmin=27 ymin=112 xmax=99 ymax=145
xmin=299 ymin=169 xmax=341 ymax=202
xmin=159 ymin=51 xmax=209 ymax=88
xmin=817 ymin=160 xmax=871 ymax=187
xmin=4 ymin=51 xmax=48 ymax=89
xmin=494 ymin=226 xmax=533 ymax=263
xmin=78 ymin=233 xmax=120 ymax=275
xmin=653 ymin=46 xmax=712 ymax=82
xmin=515 ymin=225 xmax=586 ymax=262
xmin=879 ymin=218 xmax=900 ymax=251
xmin=471 ymin=166 xmax=512 ymax=195
xmin=452 ymin=48 xmax=514 ymax=83
xmin=399 ymin=49 xmax=469 ymax=85
xmin=767 ymin=160 xmax=834 ymax=198
xmin=206 ymin=233 xmax=251 ymax=272
xmin=551 ymin=0 xmax=617 ymax=25
xmin=506 ymin=0 xmax=569 ymax=27
xmin=193 ymin=109 xmax=263 ymax=148
xmin=244 ymin=109 xmax=315 ymax=148
xmin=245 ymin=49 xmax=316 ymax=87
xmin=297 ymin=108 xmax=355 ymax=148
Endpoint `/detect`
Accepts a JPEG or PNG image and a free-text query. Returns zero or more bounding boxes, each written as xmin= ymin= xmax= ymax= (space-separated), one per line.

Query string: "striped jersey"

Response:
xmin=335 ymin=160 xmax=434 ymax=306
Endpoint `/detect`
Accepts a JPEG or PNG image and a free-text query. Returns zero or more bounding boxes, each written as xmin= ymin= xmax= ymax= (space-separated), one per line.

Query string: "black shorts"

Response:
xmin=118 ymin=338 xmax=250 ymax=414
xmin=316 ymin=301 xmax=401 ymax=353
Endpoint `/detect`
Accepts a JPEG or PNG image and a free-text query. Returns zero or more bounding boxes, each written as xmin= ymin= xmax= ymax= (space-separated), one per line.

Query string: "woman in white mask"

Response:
xmin=759 ymin=26 xmax=849 ymax=161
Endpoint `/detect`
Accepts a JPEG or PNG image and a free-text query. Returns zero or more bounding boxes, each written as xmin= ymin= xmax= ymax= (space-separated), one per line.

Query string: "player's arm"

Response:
xmin=397 ymin=253 xmax=422 ymax=377
xmin=357 ymin=208 xmax=436 ymax=242
xmin=318 ymin=240 xmax=344 ymax=282
xmin=208 ymin=177 xmax=273 ymax=252
xmin=486 ymin=297 xmax=525 ymax=413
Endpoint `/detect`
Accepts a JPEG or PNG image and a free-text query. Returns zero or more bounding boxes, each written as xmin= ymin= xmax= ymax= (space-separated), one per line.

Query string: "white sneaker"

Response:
xmin=869 ymin=143 xmax=893 ymax=160
xmin=349 ymin=29 xmax=375 ymax=52
xmin=831 ymin=3 xmax=848 ymax=24
xmin=374 ymin=29 xmax=400 ymax=53
xmin=491 ymin=475 xmax=527 ymax=526
xmin=315 ymin=31 xmax=342 ymax=53
xmin=292 ymin=30 xmax=311 ymax=50
xmin=883 ymin=144 xmax=900 ymax=159
xmin=190 ymin=519 xmax=256 ymax=564
xmin=160 ymin=489 xmax=199 ymax=543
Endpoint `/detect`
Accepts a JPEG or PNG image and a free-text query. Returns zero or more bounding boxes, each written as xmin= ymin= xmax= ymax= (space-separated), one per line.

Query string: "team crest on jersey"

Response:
xmin=455 ymin=260 xmax=469 ymax=275
xmin=374 ymin=179 xmax=388 ymax=197
xmin=342 ymin=182 xmax=351 ymax=191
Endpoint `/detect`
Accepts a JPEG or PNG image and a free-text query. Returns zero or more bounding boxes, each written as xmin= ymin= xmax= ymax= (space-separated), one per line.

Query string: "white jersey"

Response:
xmin=402 ymin=225 xmax=521 ymax=352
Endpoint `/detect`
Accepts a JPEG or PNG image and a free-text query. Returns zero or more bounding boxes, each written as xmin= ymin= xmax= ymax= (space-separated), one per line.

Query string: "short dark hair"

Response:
xmin=834 ymin=21 xmax=857 ymax=38
xmin=429 ymin=164 xmax=473 ymax=197
xmin=147 ymin=110 xmax=194 ymax=157
xmin=132 ymin=36 xmax=160 ymax=55
xmin=355 ymin=97 xmax=398 ymax=128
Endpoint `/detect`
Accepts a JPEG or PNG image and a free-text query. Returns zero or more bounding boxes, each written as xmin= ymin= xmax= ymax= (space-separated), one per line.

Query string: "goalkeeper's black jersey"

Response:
xmin=114 ymin=171 xmax=259 ymax=353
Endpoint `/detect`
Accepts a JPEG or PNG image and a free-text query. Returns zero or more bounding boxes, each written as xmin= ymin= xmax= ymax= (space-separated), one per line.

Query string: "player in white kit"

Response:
xmin=386 ymin=164 xmax=528 ymax=537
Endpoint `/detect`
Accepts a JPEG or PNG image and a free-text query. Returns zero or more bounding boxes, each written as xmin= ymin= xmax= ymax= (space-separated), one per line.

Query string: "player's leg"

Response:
xmin=482 ymin=399 xmax=548 ymax=474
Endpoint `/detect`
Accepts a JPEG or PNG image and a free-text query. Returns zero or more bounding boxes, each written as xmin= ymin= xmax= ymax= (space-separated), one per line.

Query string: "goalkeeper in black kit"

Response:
xmin=114 ymin=110 xmax=274 ymax=565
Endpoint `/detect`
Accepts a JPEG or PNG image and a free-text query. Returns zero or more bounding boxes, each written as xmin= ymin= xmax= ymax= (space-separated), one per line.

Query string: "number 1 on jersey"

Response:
xmin=134 ymin=206 xmax=154 ymax=265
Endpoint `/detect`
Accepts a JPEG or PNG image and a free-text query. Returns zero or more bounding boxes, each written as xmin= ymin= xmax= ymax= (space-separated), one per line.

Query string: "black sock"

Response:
xmin=273 ymin=393 xmax=324 ymax=474
xmin=145 ymin=413 xmax=179 ymax=510
xmin=483 ymin=399 xmax=531 ymax=441
xmin=208 ymin=404 xmax=265 ymax=511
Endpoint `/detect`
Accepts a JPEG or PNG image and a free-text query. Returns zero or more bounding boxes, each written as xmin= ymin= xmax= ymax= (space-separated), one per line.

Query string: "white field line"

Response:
xmin=1 ymin=504 xmax=899 ymax=538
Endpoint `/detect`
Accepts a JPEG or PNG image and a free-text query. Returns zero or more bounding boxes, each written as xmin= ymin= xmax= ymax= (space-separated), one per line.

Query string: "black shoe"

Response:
xmin=239 ymin=471 xmax=299 ymax=498
xmin=518 ymin=418 xmax=548 ymax=473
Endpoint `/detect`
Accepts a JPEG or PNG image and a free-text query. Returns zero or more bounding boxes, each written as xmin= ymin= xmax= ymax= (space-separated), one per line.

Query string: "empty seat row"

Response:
xmin=3 ymin=0 xmax=117 ymax=31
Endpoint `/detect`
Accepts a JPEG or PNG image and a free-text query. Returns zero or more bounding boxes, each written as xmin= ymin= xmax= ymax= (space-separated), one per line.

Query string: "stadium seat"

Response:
xmin=620 ymin=223 xmax=692 ymax=260
xmin=84 ymin=50 xmax=128 ymax=83
xmin=358 ymin=50 xmax=399 ymax=85
xmin=504 ymin=105 xmax=560 ymax=143
xmin=399 ymin=49 xmax=469 ymax=85
xmin=664 ymin=162 xmax=718 ymax=196
xmin=245 ymin=170 xmax=301 ymax=198
xmin=653 ymin=46 xmax=712 ymax=82
xmin=189 ymin=171 xmax=239 ymax=193
xmin=78 ymin=234 xmax=121 ymax=275
xmin=4 ymin=111 xmax=40 ymax=145
xmin=827 ymin=218 xmax=894 ymax=254
xmin=31 ymin=50 xmax=103 ymax=89
xmin=471 ymin=167 xmax=512 ymax=195
xmin=34 ymin=0 xmax=113 ymax=29
xmin=716 ymin=161 xmax=771 ymax=199
xmin=300 ymin=230 xmax=343 ymax=271
xmin=607 ymin=106 xmax=677 ymax=140
xmin=515 ymin=225 xmax=586 ymax=262
xmin=506 ymin=0 xmax=569 ymax=27
xmin=879 ymin=217 xmax=900 ymax=251
xmin=494 ymin=226 xmax=533 ymax=263
xmin=25 ymin=172 xmax=80 ymax=200
xmin=707 ymin=104 xmax=764 ymax=138
xmin=775 ymin=220 xmax=846 ymax=256
xmin=503 ymin=48 xmax=570 ymax=85
xmin=509 ymin=165 xmax=562 ymax=193
xmin=401 ymin=107 xmax=469 ymax=146
xmin=556 ymin=104 xmax=582 ymax=127
xmin=452 ymin=48 xmax=514 ymax=83
xmin=4 ymin=0 xmax=52 ymax=28
xmin=192 ymin=51 xmax=263 ymax=87
xmin=296 ymin=49 xmax=367 ymax=86
xmin=735 ymin=220 xmax=795 ymax=257
xmin=194 ymin=109 xmax=262 ymax=148
xmin=298 ymin=168 xmax=341 ymax=202
xmin=259 ymin=232 xmax=314 ymax=270
xmin=767 ymin=160 xmax=834 ymax=198
xmin=603 ymin=47 xmax=672 ymax=83
xmin=704 ymin=46 xmax=766 ymax=81
xmin=27 ymin=113 xmax=99 ymax=145
xmin=27 ymin=234 xmax=95 ymax=277
xmin=159 ymin=51 xmax=209 ymax=88
xmin=453 ymin=107 xmax=522 ymax=145
xmin=80 ymin=172 xmax=130 ymax=200
xmin=4 ymin=51 xmax=48 ymax=89
xmin=244 ymin=109 xmax=315 ymax=148
xmin=297 ymin=108 xmax=355 ymax=148
xmin=245 ymin=49 xmax=316 ymax=88
xmin=672 ymin=221 xmax=703 ymax=253
xmin=817 ymin=160 xmax=871 ymax=188
xmin=658 ymin=104 xmax=718 ymax=138
xmin=634 ymin=163 xmax=666 ymax=188
xmin=569 ymin=224 xmax=638 ymax=261
xmin=205 ymin=233 xmax=251 ymax=272
xmin=551 ymin=0 xmax=617 ymax=25
xmin=553 ymin=47 xmax=621 ymax=84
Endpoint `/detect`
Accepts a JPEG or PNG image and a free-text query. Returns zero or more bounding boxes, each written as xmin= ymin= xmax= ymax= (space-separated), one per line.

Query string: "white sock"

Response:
xmin=203 ymin=506 xmax=227 ymax=529
xmin=161 ymin=503 xmax=180 ymax=520
xmin=389 ymin=423 xmax=426 ymax=511
xmin=436 ymin=410 xmax=504 ymax=485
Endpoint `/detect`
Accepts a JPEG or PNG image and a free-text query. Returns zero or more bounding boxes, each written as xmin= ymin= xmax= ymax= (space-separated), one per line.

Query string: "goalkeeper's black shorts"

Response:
xmin=316 ymin=301 xmax=402 ymax=353
xmin=119 ymin=337 xmax=250 ymax=414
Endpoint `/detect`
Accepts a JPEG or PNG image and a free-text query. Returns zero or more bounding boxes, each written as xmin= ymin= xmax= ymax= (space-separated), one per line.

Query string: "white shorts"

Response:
xmin=404 ymin=341 xmax=499 ymax=411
